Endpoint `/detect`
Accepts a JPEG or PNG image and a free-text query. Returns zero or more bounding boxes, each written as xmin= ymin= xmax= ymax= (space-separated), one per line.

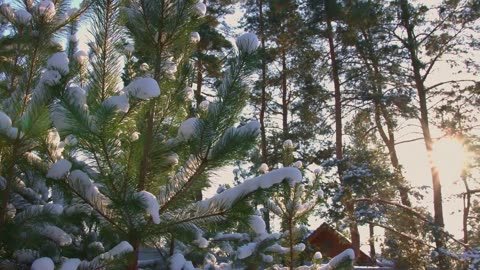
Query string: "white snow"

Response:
xmin=47 ymin=52 xmax=69 ymax=75
xmin=236 ymin=120 xmax=261 ymax=137
xmin=41 ymin=70 xmax=61 ymax=86
xmin=130 ymin=131 xmax=140 ymax=141
xmin=183 ymin=86 xmax=194 ymax=101
xmin=199 ymin=100 xmax=209 ymax=111
xmin=67 ymin=86 xmax=86 ymax=108
xmin=15 ymin=9 xmax=32 ymax=24
xmin=262 ymin=253 xmax=273 ymax=263
xmin=236 ymin=33 xmax=259 ymax=54
xmin=249 ymin=215 xmax=266 ymax=235
xmin=37 ymin=0 xmax=56 ymax=18
xmin=126 ymin=77 xmax=160 ymax=100
xmin=104 ymin=241 xmax=133 ymax=257
xmin=47 ymin=159 xmax=72 ymax=179
xmin=266 ymin=243 xmax=289 ymax=254
xmin=65 ymin=134 xmax=78 ymax=146
xmin=177 ymin=117 xmax=199 ymax=141
xmin=140 ymin=63 xmax=149 ymax=71
xmin=183 ymin=261 xmax=195 ymax=270
xmin=73 ymin=50 xmax=88 ymax=64
xmin=326 ymin=248 xmax=355 ymax=268
xmin=237 ymin=242 xmax=256 ymax=259
xmin=163 ymin=60 xmax=177 ymax=76
xmin=70 ymin=33 xmax=79 ymax=42
xmin=167 ymin=153 xmax=179 ymax=165
xmin=40 ymin=225 xmax=72 ymax=246
xmin=294 ymin=160 xmax=303 ymax=169
xmin=124 ymin=43 xmax=135 ymax=53
xmin=314 ymin=168 xmax=321 ymax=175
xmin=0 ymin=111 xmax=12 ymax=131
xmin=170 ymin=253 xmax=187 ymax=270
xmin=258 ymin=163 xmax=269 ymax=174
xmin=46 ymin=203 xmax=64 ymax=215
xmin=190 ymin=32 xmax=200 ymax=43
xmin=137 ymin=190 xmax=160 ymax=224
xmin=200 ymin=167 xmax=302 ymax=210
xmin=283 ymin=139 xmax=293 ymax=149
xmin=31 ymin=257 xmax=54 ymax=270
xmin=104 ymin=95 xmax=129 ymax=113
xmin=7 ymin=127 xmax=23 ymax=140
xmin=316 ymin=189 xmax=324 ymax=198
xmin=293 ymin=243 xmax=306 ymax=252
xmin=195 ymin=2 xmax=206 ymax=16
xmin=195 ymin=234 xmax=209 ymax=248
xmin=60 ymin=258 xmax=81 ymax=270
xmin=313 ymin=251 xmax=322 ymax=260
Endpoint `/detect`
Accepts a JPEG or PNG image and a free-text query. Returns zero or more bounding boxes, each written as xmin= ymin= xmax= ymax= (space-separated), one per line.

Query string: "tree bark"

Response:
xmin=258 ymin=0 xmax=270 ymax=233
xmin=281 ymin=47 xmax=288 ymax=138
xmin=325 ymin=10 xmax=360 ymax=260
xmin=398 ymin=1 xmax=448 ymax=268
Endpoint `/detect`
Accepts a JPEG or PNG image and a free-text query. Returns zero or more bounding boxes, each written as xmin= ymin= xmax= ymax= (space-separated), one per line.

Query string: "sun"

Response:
xmin=431 ymin=137 xmax=469 ymax=183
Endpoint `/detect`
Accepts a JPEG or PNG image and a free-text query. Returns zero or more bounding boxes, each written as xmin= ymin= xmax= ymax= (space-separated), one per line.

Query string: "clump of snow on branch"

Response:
xmin=195 ymin=2 xmax=206 ymax=16
xmin=249 ymin=215 xmax=267 ymax=235
xmin=73 ymin=50 xmax=88 ymax=64
xmin=15 ymin=9 xmax=32 ymax=24
xmin=236 ymin=120 xmax=261 ymax=136
xmin=236 ymin=33 xmax=259 ymax=54
xmin=183 ymin=86 xmax=194 ymax=101
xmin=47 ymin=52 xmax=69 ymax=75
xmin=258 ymin=163 xmax=269 ymax=174
xmin=47 ymin=159 xmax=72 ymax=179
xmin=283 ymin=139 xmax=294 ymax=149
xmin=199 ymin=100 xmax=209 ymax=111
xmin=0 ymin=111 xmax=12 ymax=132
xmin=40 ymin=225 xmax=72 ymax=246
xmin=137 ymin=191 xmax=160 ymax=224
xmin=31 ymin=257 xmax=54 ymax=270
xmin=104 ymin=95 xmax=129 ymax=113
xmin=59 ymin=258 xmax=81 ymax=270
xmin=37 ymin=0 xmax=56 ymax=18
xmin=170 ymin=253 xmax=187 ymax=270
xmin=237 ymin=242 xmax=257 ymax=259
xmin=199 ymin=167 xmax=302 ymax=210
xmin=294 ymin=160 xmax=303 ymax=169
xmin=126 ymin=77 xmax=160 ymax=100
xmin=190 ymin=32 xmax=200 ymax=43
xmin=178 ymin=117 xmax=199 ymax=141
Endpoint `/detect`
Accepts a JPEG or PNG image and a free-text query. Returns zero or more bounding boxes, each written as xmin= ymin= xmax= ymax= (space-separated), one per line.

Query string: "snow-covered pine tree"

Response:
xmin=1 ymin=0 xmax=307 ymax=268
xmin=0 ymin=0 xmax=95 ymax=268
xmin=259 ymin=140 xmax=324 ymax=269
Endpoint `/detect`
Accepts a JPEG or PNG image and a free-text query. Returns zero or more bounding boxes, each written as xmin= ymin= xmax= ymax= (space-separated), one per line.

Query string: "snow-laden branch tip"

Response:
xmin=199 ymin=167 xmax=302 ymax=210
xmin=31 ymin=257 xmax=54 ymax=270
xmin=236 ymin=33 xmax=259 ymax=54
xmin=137 ymin=191 xmax=160 ymax=224
xmin=126 ymin=77 xmax=160 ymax=100
xmin=47 ymin=159 xmax=72 ymax=179
xmin=47 ymin=52 xmax=69 ymax=75
xmin=195 ymin=2 xmax=206 ymax=16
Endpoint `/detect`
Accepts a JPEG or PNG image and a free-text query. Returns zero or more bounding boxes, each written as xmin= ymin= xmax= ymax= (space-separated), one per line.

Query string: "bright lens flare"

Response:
xmin=431 ymin=138 xmax=468 ymax=182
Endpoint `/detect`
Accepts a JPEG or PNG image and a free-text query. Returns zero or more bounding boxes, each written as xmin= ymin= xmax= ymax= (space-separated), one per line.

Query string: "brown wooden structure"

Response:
xmin=307 ymin=222 xmax=376 ymax=266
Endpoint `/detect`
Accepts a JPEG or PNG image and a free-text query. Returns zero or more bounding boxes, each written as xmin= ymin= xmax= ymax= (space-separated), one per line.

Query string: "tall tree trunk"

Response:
xmin=462 ymin=173 xmax=470 ymax=244
xmin=357 ymin=29 xmax=412 ymax=207
xmin=398 ymin=1 xmax=448 ymax=268
xmin=258 ymin=0 xmax=270 ymax=233
xmin=369 ymin=223 xmax=376 ymax=262
xmin=325 ymin=11 xmax=360 ymax=259
xmin=281 ymin=47 xmax=288 ymax=138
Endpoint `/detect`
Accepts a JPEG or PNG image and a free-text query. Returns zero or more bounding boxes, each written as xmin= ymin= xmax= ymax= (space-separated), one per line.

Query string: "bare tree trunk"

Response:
xmin=258 ymin=0 xmax=270 ymax=233
xmin=325 ymin=11 xmax=360 ymax=260
xmin=369 ymin=223 xmax=376 ymax=262
xmin=281 ymin=47 xmax=288 ymax=138
xmin=462 ymin=174 xmax=470 ymax=244
xmin=398 ymin=1 xmax=448 ymax=268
